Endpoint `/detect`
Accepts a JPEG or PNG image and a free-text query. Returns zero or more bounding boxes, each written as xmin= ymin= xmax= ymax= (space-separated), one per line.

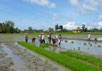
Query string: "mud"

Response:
xmin=0 ymin=42 xmax=70 ymax=71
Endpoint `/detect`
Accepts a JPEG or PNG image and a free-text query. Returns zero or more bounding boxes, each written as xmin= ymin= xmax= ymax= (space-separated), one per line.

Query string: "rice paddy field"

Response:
xmin=0 ymin=33 xmax=102 ymax=71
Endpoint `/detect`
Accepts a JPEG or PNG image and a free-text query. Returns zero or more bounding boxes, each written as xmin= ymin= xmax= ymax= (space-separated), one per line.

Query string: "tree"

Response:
xmin=77 ymin=27 xmax=80 ymax=30
xmin=0 ymin=23 xmax=2 ymax=33
xmin=48 ymin=27 xmax=53 ymax=32
xmin=84 ymin=27 xmax=88 ymax=32
xmin=0 ymin=20 xmax=20 ymax=33
xmin=81 ymin=24 xmax=88 ymax=32
xmin=82 ymin=24 xmax=85 ymax=32
xmin=5 ymin=21 xmax=14 ymax=27
xmin=28 ymin=27 xmax=33 ymax=33
xmin=59 ymin=25 xmax=63 ymax=31
xmin=55 ymin=24 xmax=58 ymax=31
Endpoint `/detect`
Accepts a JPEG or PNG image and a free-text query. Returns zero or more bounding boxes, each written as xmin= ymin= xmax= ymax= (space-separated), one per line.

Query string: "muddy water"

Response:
xmin=44 ymin=39 xmax=102 ymax=57
xmin=1 ymin=44 xmax=27 ymax=71
xmin=16 ymin=43 xmax=71 ymax=71
xmin=61 ymin=40 xmax=102 ymax=57
xmin=0 ymin=42 xmax=71 ymax=71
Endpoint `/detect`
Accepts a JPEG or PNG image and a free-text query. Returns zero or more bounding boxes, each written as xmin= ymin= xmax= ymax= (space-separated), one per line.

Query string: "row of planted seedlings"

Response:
xmin=64 ymin=40 xmax=102 ymax=48
xmin=18 ymin=41 xmax=102 ymax=71
xmin=61 ymin=51 xmax=102 ymax=68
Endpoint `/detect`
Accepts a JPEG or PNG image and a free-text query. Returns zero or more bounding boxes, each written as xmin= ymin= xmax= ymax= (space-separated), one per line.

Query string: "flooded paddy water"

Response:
xmin=36 ymin=38 xmax=102 ymax=58
xmin=60 ymin=40 xmax=102 ymax=57
xmin=0 ymin=34 xmax=71 ymax=71
xmin=42 ymin=39 xmax=102 ymax=57
xmin=0 ymin=34 xmax=102 ymax=71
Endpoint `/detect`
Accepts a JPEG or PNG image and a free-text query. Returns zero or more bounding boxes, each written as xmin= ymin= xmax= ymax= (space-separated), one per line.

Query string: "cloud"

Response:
xmin=69 ymin=0 xmax=102 ymax=14
xmin=25 ymin=0 xmax=56 ymax=8
xmin=69 ymin=0 xmax=79 ymax=6
xmin=98 ymin=22 xmax=102 ymax=29
xmin=63 ymin=21 xmax=79 ymax=30
xmin=98 ymin=14 xmax=102 ymax=21
xmin=48 ymin=13 xmax=70 ymax=23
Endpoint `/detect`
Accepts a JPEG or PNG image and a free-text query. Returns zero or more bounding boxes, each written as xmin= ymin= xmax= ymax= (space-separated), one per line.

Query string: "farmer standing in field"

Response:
xmin=48 ymin=33 xmax=51 ymax=44
xmin=24 ymin=33 xmax=28 ymax=43
xmin=41 ymin=33 xmax=45 ymax=44
xmin=58 ymin=34 xmax=62 ymax=46
xmin=88 ymin=33 xmax=91 ymax=41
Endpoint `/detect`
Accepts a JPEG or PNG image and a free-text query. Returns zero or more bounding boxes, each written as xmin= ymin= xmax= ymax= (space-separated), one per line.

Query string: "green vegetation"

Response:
xmin=65 ymin=40 xmax=68 ymax=43
xmin=78 ymin=47 xmax=80 ymax=50
xmin=40 ymin=43 xmax=49 ymax=48
xmin=71 ymin=41 xmax=74 ymax=44
xmin=52 ymin=32 xmax=102 ymax=35
xmin=18 ymin=41 xmax=102 ymax=71
xmin=90 ymin=44 xmax=92 ymax=46
xmin=0 ymin=21 xmax=20 ymax=33
xmin=61 ymin=51 xmax=102 ymax=67
xmin=84 ymin=43 xmax=87 ymax=45
xmin=98 ymin=45 xmax=101 ymax=48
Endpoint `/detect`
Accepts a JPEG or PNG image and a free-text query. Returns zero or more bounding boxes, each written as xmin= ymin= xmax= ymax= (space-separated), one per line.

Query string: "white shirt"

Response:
xmin=88 ymin=34 xmax=90 ymax=38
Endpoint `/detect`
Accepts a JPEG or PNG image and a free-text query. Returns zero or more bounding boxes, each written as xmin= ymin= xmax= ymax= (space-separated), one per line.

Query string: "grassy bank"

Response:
xmin=53 ymin=32 xmax=102 ymax=35
xmin=61 ymin=51 xmax=102 ymax=67
xmin=18 ymin=41 xmax=102 ymax=71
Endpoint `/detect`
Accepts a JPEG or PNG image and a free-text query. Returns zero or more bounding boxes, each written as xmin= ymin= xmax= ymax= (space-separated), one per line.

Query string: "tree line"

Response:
xmin=55 ymin=24 xmax=102 ymax=32
xmin=0 ymin=21 xmax=20 ymax=33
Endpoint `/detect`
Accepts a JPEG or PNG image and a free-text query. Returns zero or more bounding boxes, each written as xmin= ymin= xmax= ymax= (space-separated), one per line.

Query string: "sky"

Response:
xmin=0 ymin=0 xmax=102 ymax=30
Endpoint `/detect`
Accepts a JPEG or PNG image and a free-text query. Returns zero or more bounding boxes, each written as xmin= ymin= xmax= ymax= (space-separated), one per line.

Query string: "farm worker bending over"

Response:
xmin=24 ymin=33 xmax=28 ymax=43
xmin=88 ymin=33 xmax=91 ymax=41
xmin=48 ymin=33 xmax=52 ymax=44
xmin=58 ymin=34 xmax=62 ymax=46
xmin=41 ymin=33 xmax=45 ymax=44
xmin=32 ymin=37 xmax=36 ymax=43
xmin=52 ymin=37 xmax=56 ymax=44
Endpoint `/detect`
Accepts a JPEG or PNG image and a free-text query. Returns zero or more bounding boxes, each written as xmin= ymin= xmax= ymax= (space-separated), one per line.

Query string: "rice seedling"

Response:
xmin=18 ymin=41 xmax=102 ymax=71
xmin=61 ymin=51 xmax=102 ymax=67
xmin=78 ymin=47 xmax=80 ymax=50
xmin=90 ymin=44 xmax=92 ymax=46
xmin=98 ymin=45 xmax=101 ymax=48
xmin=84 ymin=43 xmax=87 ymax=45
xmin=71 ymin=41 xmax=74 ymax=44
xmin=40 ymin=43 xmax=49 ymax=48
xmin=65 ymin=40 xmax=68 ymax=43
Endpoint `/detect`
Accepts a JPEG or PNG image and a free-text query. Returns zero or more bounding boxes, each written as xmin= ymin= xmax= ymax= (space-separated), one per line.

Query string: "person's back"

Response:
xmin=41 ymin=33 xmax=45 ymax=44
xmin=48 ymin=34 xmax=51 ymax=43
xmin=52 ymin=37 xmax=56 ymax=44
xmin=32 ymin=37 xmax=36 ymax=43
xmin=24 ymin=33 xmax=28 ymax=43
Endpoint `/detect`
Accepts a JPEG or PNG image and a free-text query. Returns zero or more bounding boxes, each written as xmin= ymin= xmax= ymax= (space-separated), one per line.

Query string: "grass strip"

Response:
xmin=61 ymin=51 xmax=102 ymax=67
xmin=18 ymin=41 xmax=102 ymax=71
xmin=40 ymin=43 xmax=49 ymax=48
